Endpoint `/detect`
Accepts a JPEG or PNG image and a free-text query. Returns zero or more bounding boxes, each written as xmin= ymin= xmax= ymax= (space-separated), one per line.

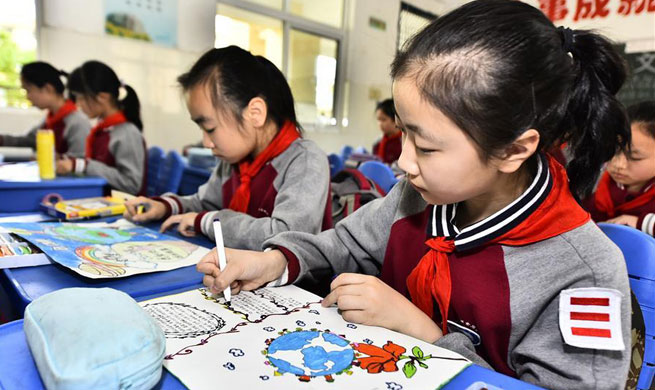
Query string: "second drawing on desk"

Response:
xmin=0 ymin=219 xmax=209 ymax=278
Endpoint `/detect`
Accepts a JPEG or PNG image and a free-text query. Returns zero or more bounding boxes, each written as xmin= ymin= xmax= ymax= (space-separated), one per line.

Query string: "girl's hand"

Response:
xmin=606 ymin=214 xmax=638 ymax=228
xmin=322 ymin=273 xmax=443 ymax=343
xmin=160 ymin=212 xmax=198 ymax=236
xmin=196 ymin=248 xmax=287 ymax=295
xmin=56 ymin=158 xmax=73 ymax=174
xmin=123 ymin=197 xmax=167 ymax=223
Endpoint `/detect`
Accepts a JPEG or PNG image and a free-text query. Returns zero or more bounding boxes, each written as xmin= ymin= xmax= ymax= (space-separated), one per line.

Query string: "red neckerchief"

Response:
xmin=228 ymin=121 xmax=300 ymax=212
xmin=44 ymin=100 xmax=77 ymax=129
xmin=85 ymin=111 xmax=127 ymax=159
xmin=594 ymin=171 xmax=655 ymax=219
xmin=377 ymin=132 xmax=402 ymax=160
xmin=407 ymin=155 xmax=590 ymax=333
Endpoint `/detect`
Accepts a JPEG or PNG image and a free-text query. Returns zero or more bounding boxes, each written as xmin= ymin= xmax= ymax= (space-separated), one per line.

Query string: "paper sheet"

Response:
xmin=0 ymin=219 xmax=209 ymax=278
xmin=141 ymin=286 xmax=470 ymax=389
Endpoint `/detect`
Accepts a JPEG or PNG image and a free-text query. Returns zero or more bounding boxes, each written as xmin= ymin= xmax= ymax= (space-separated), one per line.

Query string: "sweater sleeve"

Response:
xmin=84 ymin=127 xmax=145 ymax=195
xmin=63 ymin=113 xmax=91 ymax=158
xmin=198 ymin=143 xmax=332 ymax=250
xmin=1 ymin=123 xmax=40 ymax=148
xmin=263 ymin=181 xmax=409 ymax=285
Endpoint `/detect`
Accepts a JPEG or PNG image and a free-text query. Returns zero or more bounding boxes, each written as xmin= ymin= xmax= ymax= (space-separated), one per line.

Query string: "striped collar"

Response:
xmin=427 ymin=153 xmax=553 ymax=251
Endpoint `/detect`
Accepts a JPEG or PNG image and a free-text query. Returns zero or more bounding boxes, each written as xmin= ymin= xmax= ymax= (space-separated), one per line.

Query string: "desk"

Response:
xmin=0 ymin=176 xmax=107 ymax=212
xmin=0 ymin=220 xmax=214 ymax=317
xmin=0 ymin=317 xmax=545 ymax=390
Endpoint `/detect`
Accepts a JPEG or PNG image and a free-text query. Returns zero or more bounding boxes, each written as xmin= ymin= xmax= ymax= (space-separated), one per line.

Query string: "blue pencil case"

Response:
xmin=23 ymin=288 xmax=166 ymax=390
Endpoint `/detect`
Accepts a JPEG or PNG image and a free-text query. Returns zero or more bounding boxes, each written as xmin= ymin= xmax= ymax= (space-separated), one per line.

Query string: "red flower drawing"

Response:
xmin=353 ymin=341 xmax=406 ymax=373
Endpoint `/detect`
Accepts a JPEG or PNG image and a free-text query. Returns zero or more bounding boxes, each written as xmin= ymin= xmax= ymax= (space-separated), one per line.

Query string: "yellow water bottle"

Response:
xmin=36 ymin=129 xmax=56 ymax=180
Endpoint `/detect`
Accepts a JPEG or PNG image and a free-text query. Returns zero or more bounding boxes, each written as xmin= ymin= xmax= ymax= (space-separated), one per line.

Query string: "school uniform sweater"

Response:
xmin=154 ymin=138 xmax=331 ymax=250
xmin=72 ymin=122 xmax=146 ymax=195
xmin=265 ymin=154 xmax=631 ymax=390
xmin=372 ymin=133 xmax=402 ymax=164
xmin=584 ymin=177 xmax=655 ymax=237
xmin=2 ymin=110 xmax=90 ymax=158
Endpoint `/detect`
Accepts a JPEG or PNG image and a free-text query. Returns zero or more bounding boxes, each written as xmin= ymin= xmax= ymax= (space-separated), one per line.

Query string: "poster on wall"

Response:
xmin=104 ymin=0 xmax=177 ymax=47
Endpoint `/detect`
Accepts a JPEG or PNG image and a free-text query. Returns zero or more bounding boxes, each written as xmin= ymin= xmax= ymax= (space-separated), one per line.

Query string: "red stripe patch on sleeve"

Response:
xmin=570 ymin=312 xmax=610 ymax=322
xmin=571 ymin=327 xmax=612 ymax=338
xmin=570 ymin=297 xmax=610 ymax=306
xmin=559 ymin=287 xmax=624 ymax=351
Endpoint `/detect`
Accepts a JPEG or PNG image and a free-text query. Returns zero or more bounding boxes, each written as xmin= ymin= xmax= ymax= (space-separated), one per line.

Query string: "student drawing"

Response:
xmin=76 ymin=240 xmax=198 ymax=276
xmin=140 ymin=286 xmax=470 ymax=389
xmin=1 ymin=221 xmax=208 ymax=279
xmin=142 ymin=303 xmax=226 ymax=339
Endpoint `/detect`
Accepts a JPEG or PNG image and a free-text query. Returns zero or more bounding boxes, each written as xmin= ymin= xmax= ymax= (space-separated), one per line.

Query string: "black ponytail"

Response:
xmin=68 ymin=60 xmax=143 ymax=131
xmin=118 ymin=84 xmax=143 ymax=131
xmin=20 ymin=61 xmax=67 ymax=95
xmin=391 ymin=0 xmax=630 ymax=199
xmin=561 ymin=30 xmax=630 ymax=197
xmin=178 ymin=46 xmax=300 ymax=134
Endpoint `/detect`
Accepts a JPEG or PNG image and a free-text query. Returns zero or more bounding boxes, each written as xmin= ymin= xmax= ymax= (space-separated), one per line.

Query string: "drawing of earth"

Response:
xmin=267 ymin=331 xmax=354 ymax=377
xmin=49 ymin=225 xmax=132 ymax=244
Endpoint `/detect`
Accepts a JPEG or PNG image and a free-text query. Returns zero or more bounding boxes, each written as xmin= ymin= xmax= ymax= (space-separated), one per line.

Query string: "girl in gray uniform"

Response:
xmin=124 ymin=46 xmax=331 ymax=250
xmin=56 ymin=61 xmax=146 ymax=195
xmin=198 ymin=1 xmax=634 ymax=388
xmin=0 ymin=61 xmax=90 ymax=158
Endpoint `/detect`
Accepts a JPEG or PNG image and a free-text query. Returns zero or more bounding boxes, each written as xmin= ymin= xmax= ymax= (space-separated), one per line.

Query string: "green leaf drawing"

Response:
xmin=418 ymin=361 xmax=428 ymax=369
xmin=403 ymin=361 xmax=417 ymax=378
xmin=412 ymin=346 xmax=424 ymax=359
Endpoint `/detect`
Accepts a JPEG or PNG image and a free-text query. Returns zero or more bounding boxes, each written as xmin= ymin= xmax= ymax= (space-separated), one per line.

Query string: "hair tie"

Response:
xmin=557 ymin=26 xmax=574 ymax=53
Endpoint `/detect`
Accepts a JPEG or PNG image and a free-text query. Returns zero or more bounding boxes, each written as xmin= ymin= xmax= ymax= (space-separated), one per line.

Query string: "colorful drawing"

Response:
xmin=0 ymin=220 xmax=209 ymax=279
xmin=140 ymin=286 xmax=471 ymax=389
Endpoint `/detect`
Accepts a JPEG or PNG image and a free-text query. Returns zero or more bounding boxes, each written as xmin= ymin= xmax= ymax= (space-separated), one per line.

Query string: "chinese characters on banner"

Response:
xmin=537 ymin=0 xmax=654 ymax=22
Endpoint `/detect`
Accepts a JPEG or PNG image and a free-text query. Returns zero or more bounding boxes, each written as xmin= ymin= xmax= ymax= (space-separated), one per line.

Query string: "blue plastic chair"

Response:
xmin=598 ymin=223 xmax=655 ymax=389
xmin=155 ymin=150 xmax=186 ymax=195
xmin=354 ymin=146 xmax=368 ymax=154
xmin=358 ymin=160 xmax=398 ymax=194
xmin=146 ymin=146 xmax=165 ymax=196
xmin=340 ymin=145 xmax=354 ymax=162
xmin=328 ymin=153 xmax=344 ymax=178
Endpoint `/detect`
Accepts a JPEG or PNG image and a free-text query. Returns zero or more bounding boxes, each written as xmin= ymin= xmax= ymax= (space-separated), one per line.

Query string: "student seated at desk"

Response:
xmin=372 ymin=98 xmax=402 ymax=164
xmin=0 ymin=62 xmax=90 ymax=158
xmin=56 ymin=61 xmax=146 ymax=196
xmin=124 ymin=46 xmax=330 ymax=250
xmin=584 ymin=101 xmax=655 ymax=237
xmin=198 ymin=2 xmax=633 ymax=388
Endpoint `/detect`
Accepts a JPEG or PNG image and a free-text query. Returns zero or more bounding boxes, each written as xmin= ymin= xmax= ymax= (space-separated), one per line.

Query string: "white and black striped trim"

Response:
xmin=74 ymin=158 xmax=86 ymax=175
xmin=201 ymin=211 xmax=219 ymax=236
xmin=428 ymin=154 xmax=553 ymax=251
xmin=642 ymin=213 xmax=655 ymax=237
xmin=159 ymin=196 xmax=181 ymax=215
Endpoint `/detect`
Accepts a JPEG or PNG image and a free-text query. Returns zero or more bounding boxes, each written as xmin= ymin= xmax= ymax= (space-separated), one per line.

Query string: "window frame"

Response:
xmin=396 ymin=2 xmax=436 ymax=53
xmin=217 ymin=0 xmax=349 ymax=130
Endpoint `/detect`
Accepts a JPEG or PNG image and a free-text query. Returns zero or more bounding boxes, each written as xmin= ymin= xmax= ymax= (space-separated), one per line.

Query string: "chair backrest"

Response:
xmin=155 ymin=150 xmax=186 ymax=195
xmin=354 ymin=146 xmax=368 ymax=154
xmin=146 ymin=146 xmax=165 ymax=196
xmin=598 ymin=223 xmax=655 ymax=280
xmin=340 ymin=145 xmax=354 ymax=161
xmin=327 ymin=153 xmax=344 ymax=178
xmin=598 ymin=223 xmax=655 ymax=390
xmin=358 ymin=160 xmax=398 ymax=194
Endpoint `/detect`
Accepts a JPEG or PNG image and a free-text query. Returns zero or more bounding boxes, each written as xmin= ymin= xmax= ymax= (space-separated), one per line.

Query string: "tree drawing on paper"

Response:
xmin=262 ymin=330 xmax=469 ymax=383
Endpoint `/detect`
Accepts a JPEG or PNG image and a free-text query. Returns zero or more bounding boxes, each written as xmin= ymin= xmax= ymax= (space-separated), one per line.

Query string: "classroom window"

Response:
xmin=289 ymin=30 xmax=338 ymax=125
xmin=289 ymin=0 xmax=344 ymax=28
xmin=397 ymin=2 xmax=436 ymax=51
xmin=216 ymin=4 xmax=283 ymax=69
xmin=215 ymin=0 xmax=346 ymax=128
xmin=0 ymin=0 xmax=37 ymax=109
